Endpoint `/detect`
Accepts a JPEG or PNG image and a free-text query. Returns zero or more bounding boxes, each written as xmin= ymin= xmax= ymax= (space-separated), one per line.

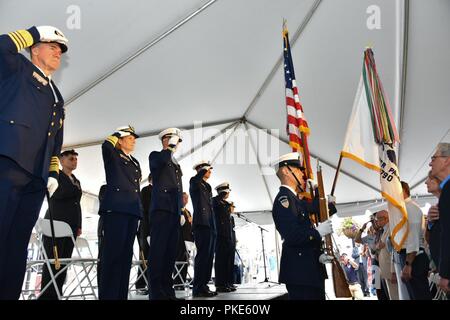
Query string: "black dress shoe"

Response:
xmin=136 ymin=289 xmax=149 ymax=295
xmin=168 ymin=295 xmax=185 ymax=301
xmin=193 ymin=291 xmax=216 ymax=298
xmin=216 ymin=286 xmax=232 ymax=293
xmin=226 ymin=285 xmax=237 ymax=292
xmin=208 ymin=290 xmax=218 ymax=296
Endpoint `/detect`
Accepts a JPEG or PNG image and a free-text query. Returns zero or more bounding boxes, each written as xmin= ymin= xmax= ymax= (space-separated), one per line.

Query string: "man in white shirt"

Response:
xmin=398 ymin=181 xmax=431 ymax=300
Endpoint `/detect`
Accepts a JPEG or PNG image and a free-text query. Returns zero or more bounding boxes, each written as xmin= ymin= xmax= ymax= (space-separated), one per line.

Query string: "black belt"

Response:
xmin=398 ymin=247 xmax=425 ymax=255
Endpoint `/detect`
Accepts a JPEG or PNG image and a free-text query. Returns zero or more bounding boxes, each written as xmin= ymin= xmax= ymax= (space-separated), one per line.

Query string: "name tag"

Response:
xmin=32 ymin=71 xmax=48 ymax=86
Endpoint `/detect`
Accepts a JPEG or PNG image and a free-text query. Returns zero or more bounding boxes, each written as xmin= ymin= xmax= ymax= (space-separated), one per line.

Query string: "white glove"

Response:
xmin=180 ymin=215 xmax=186 ymax=226
xmin=319 ymin=253 xmax=334 ymax=264
xmin=36 ymin=26 xmax=68 ymax=45
xmin=305 ymin=179 xmax=317 ymax=193
xmin=432 ymin=273 xmax=441 ymax=286
xmin=316 ymin=219 xmax=333 ymax=237
xmin=327 ymin=194 xmax=336 ymax=204
xmin=47 ymin=177 xmax=59 ymax=198
xmin=168 ymin=135 xmax=180 ymax=148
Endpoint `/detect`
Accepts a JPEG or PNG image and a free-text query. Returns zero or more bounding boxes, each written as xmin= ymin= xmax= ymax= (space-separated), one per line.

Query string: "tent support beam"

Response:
xmin=244 ymin=122 xmax=274 ymax=203
xmin=397 ymin=0 xmax=410 ymax=168
xmin=245 ymin=119 xmax=381 ymax=194
xmin=210 ymin=121 xmax=242 ymax=164
xmin=64 ymin=0 xmax=218 ymax=106
xmin=178 ymin=120 xmax=241 ymax=163
xmin=242 ymin=0 xmax=322 ymax=119
xmin=65 ymin=117 xmax=241 ymax=149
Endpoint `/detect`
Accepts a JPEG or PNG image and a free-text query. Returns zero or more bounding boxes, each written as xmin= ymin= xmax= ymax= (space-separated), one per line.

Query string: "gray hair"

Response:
xmin=436 ymin=142 xmax=450 ymax=157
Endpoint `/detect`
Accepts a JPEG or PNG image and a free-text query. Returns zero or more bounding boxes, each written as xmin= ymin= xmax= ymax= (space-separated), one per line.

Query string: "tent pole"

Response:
xmin=65 ymin=0 xmax=218 ymax=106
xmin=178 ymin=120 xmax=240 ymax=163
xmin=209 ymin=121 xmax=242 ymax=164
xmin=243 ymin=122 xmax=274 ymax=203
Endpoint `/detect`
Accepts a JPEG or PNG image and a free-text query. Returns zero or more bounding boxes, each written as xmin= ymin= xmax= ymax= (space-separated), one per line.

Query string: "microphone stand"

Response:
xmin=234 ymin=212 xmax=278 ymax=287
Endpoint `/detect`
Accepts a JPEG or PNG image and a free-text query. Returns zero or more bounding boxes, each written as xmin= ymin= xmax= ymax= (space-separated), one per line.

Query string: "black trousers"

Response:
xmin=399 ymin=251 xmax=432 ymax=300
xmin=0 ymin=156 xmax=46 ymax=300
xmin=286 ymin=284 xmax=326 ymax=300
xmin=98 ymin=212 xmax=138 ymax=300
xmin=39 ymin=233 xmax=76 ymax=299
xmin=227 ymin=244 xmax=236 ymax=285
xmin=192 ymin=226 xmax=216 ymax=294
xmin=148 ymin=211 xmax=179 ymax=300
xmin=214 ymin=237 xmax=233 ymax=287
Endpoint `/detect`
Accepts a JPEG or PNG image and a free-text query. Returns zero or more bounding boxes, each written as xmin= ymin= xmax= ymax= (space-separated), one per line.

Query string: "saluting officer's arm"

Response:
xmin=102 ymin=132 xmax=120 ymax=161
xmin=0 ymin=27 xmax=39 ymax=77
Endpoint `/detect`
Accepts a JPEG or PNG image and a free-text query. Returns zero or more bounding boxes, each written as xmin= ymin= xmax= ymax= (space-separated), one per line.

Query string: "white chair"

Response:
xmin=34 ymin=218 xmax=98 ymax=300
xmin=21 ymin=233 xmax=42 ymax=300
xmin=172 ymin=241 xmax=195 ymax=289
xmin=128 ymin=238 xmax=149 ymax=298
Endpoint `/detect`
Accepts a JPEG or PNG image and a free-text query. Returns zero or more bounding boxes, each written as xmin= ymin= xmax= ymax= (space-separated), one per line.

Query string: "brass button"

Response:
xmin=53 ymin=104 xmax=56 ymax=107
xmin=116 ymin=188 xmax=120 ymax=191
xmin=51 ymin=122 xmax=54 ymax=126
xmin=53 ymin=112 xmax=56 ymax=116
xmin=9 ymin=120 xmax=14 ymax=124
xmin=298 ymin=253 xmax=302 ymax=256
xmin=135 ymin=190 xmax=138 ymax=192
xmin=48 ymin=132 xmax=51 ymax=136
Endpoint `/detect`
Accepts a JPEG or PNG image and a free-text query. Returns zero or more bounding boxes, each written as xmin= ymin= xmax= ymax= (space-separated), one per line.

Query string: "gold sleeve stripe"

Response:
xmin=13 ymin=32 xmax=26 ymax=48
xmin=8 ymin=30 xmax=34 ymax=51
xmin=106 ymin=135 xmax=119 ymax=146
xmin=17 ymin=30 xmax=34 ymax=47
xmin=49 ymin=156 xmax=60 ymax=172
xmin=8 ymin=33 xmax=21 ymax=51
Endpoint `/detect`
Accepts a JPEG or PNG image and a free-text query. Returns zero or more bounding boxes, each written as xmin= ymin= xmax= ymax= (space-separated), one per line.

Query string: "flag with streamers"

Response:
xmin=282 ymin=23 xmax=313 ymax=180
xmin=341 ymin=48 xmax=408 ymax=251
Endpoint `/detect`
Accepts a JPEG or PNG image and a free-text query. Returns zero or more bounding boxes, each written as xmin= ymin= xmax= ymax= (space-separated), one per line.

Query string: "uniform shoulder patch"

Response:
xmin=278 ymin=195 xmax=289 ymax=208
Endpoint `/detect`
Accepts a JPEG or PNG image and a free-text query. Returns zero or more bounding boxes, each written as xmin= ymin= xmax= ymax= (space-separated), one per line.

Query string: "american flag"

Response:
xmin=283 ymin=25 xmax=313 ymax=179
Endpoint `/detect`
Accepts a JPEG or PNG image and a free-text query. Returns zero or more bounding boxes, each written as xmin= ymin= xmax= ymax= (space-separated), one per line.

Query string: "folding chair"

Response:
xmin=128 ymin=237 xmax=149 ymax=297
xmin=172 ymin=241 xmax=195 ymax=290
xmin=34 ymin=218 xmax=98 ymax=300
xmin=62 ymin=237 xmax=99 ymax=297
xmin=21 ymin=233 xmax=42 ymax=300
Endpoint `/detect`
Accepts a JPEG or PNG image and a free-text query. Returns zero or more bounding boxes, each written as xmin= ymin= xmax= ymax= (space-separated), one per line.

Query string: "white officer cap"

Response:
xmin=271 ymin=152 xmax=304 ymax=171
xmin=116 ymin=125 xmax=139 ymax=138
xmin=215 ymin=182 xmax=231 ymax=194
xmin=193 ymin=160 xmax=213 ymax=171
xmin=158 ymin=127 xmax=182 ymax=142
xmin=38 ymin=26 xmax=69 ymax=53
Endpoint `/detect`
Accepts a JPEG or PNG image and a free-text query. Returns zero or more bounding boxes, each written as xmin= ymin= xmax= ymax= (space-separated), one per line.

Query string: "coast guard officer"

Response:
xmin=148 ymin=128 xmax=184 ymax=300
xmin=40 ymin=149 xmax=82 ymax=299
xmin=213 ymin=182 xmax=235 ymax=292
xmin=272 ymin=152 xmax=334 ymax=300
xmin=98 ymin=126 xmax=142 ymax=300
xmin=191 ymin=160 xmax=217 ymax=297
xmin=0 ymin=25 xmax=68 ymax=299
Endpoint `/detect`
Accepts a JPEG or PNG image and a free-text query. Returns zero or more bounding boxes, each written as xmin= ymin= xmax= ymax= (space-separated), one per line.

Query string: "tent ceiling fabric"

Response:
xmin=1 ymin=0 xmax=448 ymax=214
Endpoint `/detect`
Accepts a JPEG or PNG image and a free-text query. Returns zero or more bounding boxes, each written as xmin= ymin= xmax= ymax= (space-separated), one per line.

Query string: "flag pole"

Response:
xmin=330 ymin=153 xmax=343 ymax=196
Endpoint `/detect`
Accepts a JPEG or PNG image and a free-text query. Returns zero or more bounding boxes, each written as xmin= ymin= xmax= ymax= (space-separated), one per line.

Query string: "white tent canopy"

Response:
xmin=2 ymin=0 xmax=449 ymax=225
